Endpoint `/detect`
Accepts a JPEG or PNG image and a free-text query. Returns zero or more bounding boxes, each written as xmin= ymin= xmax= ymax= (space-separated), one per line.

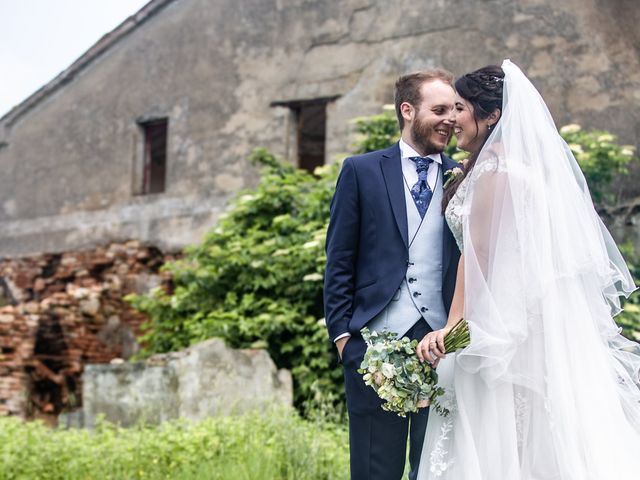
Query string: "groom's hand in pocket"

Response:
xmin=336 ymin=336 xmax=350 ymax=361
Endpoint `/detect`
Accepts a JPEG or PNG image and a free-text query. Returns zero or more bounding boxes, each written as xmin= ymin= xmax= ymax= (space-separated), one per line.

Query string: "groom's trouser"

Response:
xmin=342 ymin=319 xmax=432 ymax=480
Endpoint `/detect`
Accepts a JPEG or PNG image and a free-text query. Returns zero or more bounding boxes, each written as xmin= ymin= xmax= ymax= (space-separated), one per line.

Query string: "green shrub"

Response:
xmin=128 ymin=149 xmax=343 ymax=414
xmin=0 ymin=408 xmax=348 ymax=480
xmin=560 ymin=124 xmax=636 ymax=205
xmin=351 ymin=105 xmax=400 ymax=153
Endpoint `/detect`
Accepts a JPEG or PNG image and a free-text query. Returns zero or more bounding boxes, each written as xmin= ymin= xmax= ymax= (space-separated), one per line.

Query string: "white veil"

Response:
xmin=447 ymin=60 xmax=640 ymax=479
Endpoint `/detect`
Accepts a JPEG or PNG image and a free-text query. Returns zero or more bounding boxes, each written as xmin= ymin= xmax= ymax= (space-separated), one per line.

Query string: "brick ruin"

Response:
xmin=0 ymin=241 xmax=175 ymax=424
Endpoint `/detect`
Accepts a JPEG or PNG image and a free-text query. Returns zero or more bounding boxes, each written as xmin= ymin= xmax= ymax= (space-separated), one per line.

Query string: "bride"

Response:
xmin=416 ymin=60 xmax=640 ymax=479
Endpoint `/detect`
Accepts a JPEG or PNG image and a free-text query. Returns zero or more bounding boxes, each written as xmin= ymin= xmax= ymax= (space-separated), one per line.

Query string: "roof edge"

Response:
xmin=0 ymin=0 xmax=175 ymax=128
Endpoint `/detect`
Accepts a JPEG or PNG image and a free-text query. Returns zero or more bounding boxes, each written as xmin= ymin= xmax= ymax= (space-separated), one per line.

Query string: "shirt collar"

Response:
xmin=399 ymin=138 xmax=442 ymax=164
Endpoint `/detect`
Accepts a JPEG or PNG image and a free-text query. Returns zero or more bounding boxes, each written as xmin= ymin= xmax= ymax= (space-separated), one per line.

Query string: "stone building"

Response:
xmin=1 ymin=0 xmax=639 ymax=257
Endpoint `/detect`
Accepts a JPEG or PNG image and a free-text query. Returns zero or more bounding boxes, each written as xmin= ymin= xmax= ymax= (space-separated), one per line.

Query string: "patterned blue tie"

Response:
xmin=409 ymin=156 xmax=434 ymax=218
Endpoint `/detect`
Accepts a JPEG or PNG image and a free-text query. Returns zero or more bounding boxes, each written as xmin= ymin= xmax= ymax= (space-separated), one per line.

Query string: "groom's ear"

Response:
xmin=400 ymin=102 xmax=414 ymax=124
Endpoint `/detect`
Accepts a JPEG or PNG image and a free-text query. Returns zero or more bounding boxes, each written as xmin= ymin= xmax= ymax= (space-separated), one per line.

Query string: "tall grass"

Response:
xmin=0 ymin=408 xmax=349 ymax=480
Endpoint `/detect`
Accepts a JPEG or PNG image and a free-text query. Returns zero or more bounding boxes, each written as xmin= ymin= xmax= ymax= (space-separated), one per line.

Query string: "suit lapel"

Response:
xmin=380 ymin=143 xmax=409 ymax=249
xmin=440 ymin=153 xmax=459 ymax=174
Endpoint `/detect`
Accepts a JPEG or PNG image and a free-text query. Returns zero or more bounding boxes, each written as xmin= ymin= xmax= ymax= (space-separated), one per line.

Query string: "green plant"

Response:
xmin=351 ymin=105 xmax=400 ymax=153
xmin=561 ymin=124 xmax=636 ymax=205
xmin=128 ymin=149 xmax=342 ymax=414
xmin=0 ymin=408 xmax=349 ymax=480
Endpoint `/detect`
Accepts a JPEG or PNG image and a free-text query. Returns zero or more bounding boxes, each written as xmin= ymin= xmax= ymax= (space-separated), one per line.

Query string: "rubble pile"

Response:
xmin=0 ymin=241 xmax=175 ymax=422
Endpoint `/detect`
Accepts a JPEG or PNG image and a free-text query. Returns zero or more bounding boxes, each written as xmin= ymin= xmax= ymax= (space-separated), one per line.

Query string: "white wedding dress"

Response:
xmin=417 ymin=60 xmax=640 ymax=480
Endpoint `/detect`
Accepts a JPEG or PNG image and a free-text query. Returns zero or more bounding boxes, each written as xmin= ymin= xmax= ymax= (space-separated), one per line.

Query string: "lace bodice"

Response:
xmin=444 ymin=176 xmax=469 ymax=253
xmin=444 ymin=156 xmax=506 ymax=253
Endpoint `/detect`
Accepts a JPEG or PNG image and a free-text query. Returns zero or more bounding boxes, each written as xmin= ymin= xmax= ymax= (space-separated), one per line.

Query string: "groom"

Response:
xmin=324 ymin=69 xmax=461 ymax=480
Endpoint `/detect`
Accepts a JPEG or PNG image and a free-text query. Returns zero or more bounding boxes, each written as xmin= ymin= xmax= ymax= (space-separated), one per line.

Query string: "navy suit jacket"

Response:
xmin=323 ymin=142 xmax=461 ymax=341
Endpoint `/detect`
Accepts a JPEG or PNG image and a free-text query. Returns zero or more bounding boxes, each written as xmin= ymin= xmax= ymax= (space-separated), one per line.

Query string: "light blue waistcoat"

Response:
xmin=368 ymin=168 xmax=447 ymax=336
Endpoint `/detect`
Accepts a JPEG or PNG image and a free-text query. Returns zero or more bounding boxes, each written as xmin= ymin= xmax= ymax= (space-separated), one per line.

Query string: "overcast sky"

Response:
xmin=0 ymin=0 xmax=150 ymax=117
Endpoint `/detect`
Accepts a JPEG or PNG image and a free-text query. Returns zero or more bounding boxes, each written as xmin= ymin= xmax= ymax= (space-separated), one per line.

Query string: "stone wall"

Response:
xmin=0 ymin=241 xmax=174 ymax=422
xmin=0 ymin=0 xmax=638 ymax=257
xmin=79 ymin=338 xmax=293 ymax=428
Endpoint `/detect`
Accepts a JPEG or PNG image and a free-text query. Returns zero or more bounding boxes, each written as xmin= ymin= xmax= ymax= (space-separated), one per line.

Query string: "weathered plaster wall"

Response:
xmin=1 ymin=0 xmax=638 ymax=256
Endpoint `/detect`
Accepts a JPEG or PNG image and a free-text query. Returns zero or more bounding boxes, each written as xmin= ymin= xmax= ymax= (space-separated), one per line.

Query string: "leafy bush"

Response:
xmin=351 ymin=105 xmax=400 ymax=153
xmin=0 ymin=408 xmax=348 ymax=480
xmin=128 ymin=149 xmax=343 ymax=414
xmin=560 ymin=124 xmax=636 ymax=205
xmin=130 ymin=109 xmax=639 ymax=416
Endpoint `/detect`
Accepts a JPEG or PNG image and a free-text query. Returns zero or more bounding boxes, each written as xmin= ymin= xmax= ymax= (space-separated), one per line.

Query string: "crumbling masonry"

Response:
xmin=0 ymin=241 xmax=175 ymax=423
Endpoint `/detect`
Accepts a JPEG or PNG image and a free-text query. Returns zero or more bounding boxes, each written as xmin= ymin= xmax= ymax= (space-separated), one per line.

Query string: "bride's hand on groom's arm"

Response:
xmin=416 ymin=328 xmax=449 ymax=367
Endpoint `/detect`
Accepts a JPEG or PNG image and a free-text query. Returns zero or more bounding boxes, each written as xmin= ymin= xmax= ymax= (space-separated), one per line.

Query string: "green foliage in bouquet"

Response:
xmin=128 ymin=149 xmax=342 ymax=414
xmin=358 ymin=328 xmax=442 ymax=417
xmin=358 ymin=320 xmax=471 ymax=417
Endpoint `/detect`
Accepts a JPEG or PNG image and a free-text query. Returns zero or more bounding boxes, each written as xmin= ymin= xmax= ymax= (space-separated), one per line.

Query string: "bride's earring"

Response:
xmin=487 ymin=123 xmax=494 ymax=131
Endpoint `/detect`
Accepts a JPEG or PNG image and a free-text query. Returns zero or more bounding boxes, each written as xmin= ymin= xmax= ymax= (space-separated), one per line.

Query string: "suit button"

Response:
xmin=421 ymin=307 xmax=428 ymax=313
xmin=413 ymin=291 xmax=421 ymax=297
xmin=408 ymin=278 xmax=416 ymax=283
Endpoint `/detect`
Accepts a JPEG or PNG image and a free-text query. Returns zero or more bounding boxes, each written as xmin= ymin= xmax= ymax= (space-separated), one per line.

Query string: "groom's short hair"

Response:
xmin=395 ymin=68 xmax=454 ymax=130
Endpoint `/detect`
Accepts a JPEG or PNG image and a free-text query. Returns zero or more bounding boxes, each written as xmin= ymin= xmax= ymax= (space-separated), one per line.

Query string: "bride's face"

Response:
xmin=453 ymin=95 xmax=489 ymax=154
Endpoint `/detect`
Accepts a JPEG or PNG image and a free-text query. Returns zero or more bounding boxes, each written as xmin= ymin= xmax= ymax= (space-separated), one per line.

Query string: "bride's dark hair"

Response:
xmin=442 ymin=65 xmax=505 ymax=212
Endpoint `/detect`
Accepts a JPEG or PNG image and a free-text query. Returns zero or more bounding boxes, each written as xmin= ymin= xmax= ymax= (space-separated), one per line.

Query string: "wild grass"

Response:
xmin=0 ymin=407 xmax=349 ymax=480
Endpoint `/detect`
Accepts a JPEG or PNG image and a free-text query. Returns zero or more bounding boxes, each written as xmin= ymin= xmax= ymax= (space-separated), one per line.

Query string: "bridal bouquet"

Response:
xmin=358 ymin=320 xmax=470 ymax=417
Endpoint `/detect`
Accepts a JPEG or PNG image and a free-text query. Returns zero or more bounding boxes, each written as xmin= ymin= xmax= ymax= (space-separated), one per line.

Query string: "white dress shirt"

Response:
xmin=334 ymin=140 xmax=443 ymax=343
xmin=399 ymin=138 xmax=442 ymax=193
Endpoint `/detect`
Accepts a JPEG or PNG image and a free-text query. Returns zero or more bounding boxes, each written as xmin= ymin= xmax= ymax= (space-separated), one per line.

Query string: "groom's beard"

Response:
xmin=411 ymin=117 xmax=448 ymax=155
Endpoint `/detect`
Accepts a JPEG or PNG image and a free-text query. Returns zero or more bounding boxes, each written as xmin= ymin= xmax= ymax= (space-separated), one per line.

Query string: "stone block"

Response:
xmin=81 ymin=338 xmax=292 ymax=428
